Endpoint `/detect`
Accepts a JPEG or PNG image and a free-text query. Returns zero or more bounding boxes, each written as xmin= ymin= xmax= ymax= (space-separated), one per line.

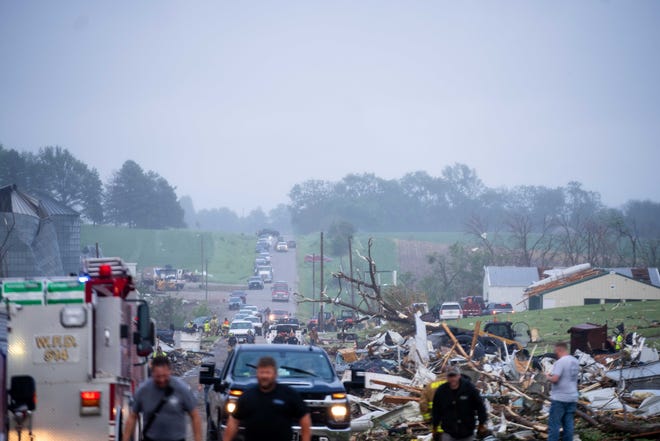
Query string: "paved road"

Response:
xmin=183 ymin=245 xmax=300 ymax=440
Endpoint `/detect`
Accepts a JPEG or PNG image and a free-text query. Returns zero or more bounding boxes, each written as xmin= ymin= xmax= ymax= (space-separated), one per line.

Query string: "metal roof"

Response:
xmin=38 ymin=194 xmax=79 ymax=216
xmin=485 ymin=266 xmax=541 ymax=287
xmin=607 ymin=267 xmax=660 ymax=287
xmin=650 ymin=268 xmax=660 ymax=287
xmin=608 ymin=267 xmax=633 ymax=278
xmin=0 ymin=185 xmax=79 ymax=218
xmin=0 ymin=184 xmax=41 ymax=217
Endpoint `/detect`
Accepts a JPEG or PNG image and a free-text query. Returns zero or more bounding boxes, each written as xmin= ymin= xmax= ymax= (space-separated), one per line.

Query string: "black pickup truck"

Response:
xmin=199 ymin=344 xmax=351 ymax=441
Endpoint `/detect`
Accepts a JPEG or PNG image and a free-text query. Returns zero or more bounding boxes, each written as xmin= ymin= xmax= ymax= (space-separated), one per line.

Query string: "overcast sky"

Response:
xmin=1 ymin=1 xmax=659 ymax=213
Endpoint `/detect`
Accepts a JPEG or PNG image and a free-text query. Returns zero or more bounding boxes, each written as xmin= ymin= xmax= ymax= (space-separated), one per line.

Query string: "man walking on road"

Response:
xmin=546 ymin=342 xmax=580 ymax=441
xmin=223 ymin=356 xmax=311 ymax=441
xmin=122 ymin=356 xmax=202 ymax=441
xmin=432 ymin=365 xmax=488 ymax=441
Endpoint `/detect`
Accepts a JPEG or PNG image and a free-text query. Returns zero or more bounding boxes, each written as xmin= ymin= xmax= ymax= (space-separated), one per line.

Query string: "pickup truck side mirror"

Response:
xmin=199 ymin=362 xmax=216 ymax=385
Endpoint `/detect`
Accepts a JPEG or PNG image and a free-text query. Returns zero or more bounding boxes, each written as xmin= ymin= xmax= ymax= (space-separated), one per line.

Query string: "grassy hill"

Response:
xmin=81 ymin=225 xmax=255 ymax=284
xmin=452 ymin=301 xmax=660 ymax=348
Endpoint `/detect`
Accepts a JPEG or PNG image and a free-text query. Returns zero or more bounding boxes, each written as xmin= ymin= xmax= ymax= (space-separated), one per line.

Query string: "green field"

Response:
xmin=81 ymin=225 xmax=255 ymax=284
xmin=366 ymin=231 xmax=469 ymax=244
xmin=452 ymin=301 xmax=660 ymax=348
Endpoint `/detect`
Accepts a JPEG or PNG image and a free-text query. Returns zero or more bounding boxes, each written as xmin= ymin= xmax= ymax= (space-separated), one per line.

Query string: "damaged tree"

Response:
xmin=297 ymin=238 xmax=416 ymax=327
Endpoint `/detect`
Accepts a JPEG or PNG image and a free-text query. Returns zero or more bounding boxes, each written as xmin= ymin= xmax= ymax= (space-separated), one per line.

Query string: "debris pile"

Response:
xmin=320 ymin=315 xmax=660 ymax=440
xmin=167 ymin=348 xmax=208 ymax=376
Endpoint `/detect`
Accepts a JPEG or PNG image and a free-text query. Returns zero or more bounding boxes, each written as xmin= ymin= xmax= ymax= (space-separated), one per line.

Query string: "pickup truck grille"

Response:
xmin=298 ymin=392 xmax=349 ymax=427
xmin=308 ymin=405 xmax=327 ymax=425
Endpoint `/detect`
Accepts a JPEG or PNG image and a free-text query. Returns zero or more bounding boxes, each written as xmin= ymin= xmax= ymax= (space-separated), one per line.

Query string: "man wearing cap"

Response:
xmin=432 ymin=365 xmax=488 ymax=441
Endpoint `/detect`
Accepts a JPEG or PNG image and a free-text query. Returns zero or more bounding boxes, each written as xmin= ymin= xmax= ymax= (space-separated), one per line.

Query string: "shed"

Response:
xmin=568 ymin=323 xmax=611 ymax=354
xmin=483 ymin=266 xmax=541 ymax=311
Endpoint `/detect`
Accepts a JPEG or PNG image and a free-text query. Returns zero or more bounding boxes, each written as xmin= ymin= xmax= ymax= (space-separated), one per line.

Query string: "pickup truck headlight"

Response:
xmin=226 ymin=401 xmax=237 ymax=414
xmin=329 ymin=404 xmax=348 ymax=420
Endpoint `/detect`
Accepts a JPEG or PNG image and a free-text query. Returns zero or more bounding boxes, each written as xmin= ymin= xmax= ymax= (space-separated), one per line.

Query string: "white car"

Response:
xmin=439 ymin=302 xmax=463 ymax=320
xmin=242 ymin=315 xmax=263 ymax=335
xmin=276 ymin=241 xmax=288 ymax=252
xmin=229 ymin=320 xmax=255 ymax=343
xmin=240 ymin=305 xmax=259 ymax=316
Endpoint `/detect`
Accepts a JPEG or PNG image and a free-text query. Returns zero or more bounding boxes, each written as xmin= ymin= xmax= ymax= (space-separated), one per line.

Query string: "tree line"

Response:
xmin=0 ymin=145 xmax=184 ymax=228
xmin=289 ymin=164 xmax=660 ymax=267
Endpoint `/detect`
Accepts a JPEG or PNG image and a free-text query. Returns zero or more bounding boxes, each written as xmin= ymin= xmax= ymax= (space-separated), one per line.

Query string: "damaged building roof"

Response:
xmin=484 ymin=266 xmax=542 ymax=287
xmin=524 ymin=265 xmax=660 ymax=299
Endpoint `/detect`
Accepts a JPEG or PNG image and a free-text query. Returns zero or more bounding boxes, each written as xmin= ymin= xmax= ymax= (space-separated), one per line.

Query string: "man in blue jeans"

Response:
xmin=546 ymin=342 xmax=579 ymax=441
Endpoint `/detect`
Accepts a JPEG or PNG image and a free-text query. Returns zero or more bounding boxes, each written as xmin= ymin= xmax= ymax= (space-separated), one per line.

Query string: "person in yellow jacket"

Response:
xmin=203 ymin=320 xmax=211 ymax=336
xmin=419 ymin=376 xmax=446 ymax=434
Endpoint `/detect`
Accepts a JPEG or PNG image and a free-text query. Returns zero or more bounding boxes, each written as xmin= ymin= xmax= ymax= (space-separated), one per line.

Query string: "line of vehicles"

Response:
xmin=202 ymin=233 xmax=350 ymax=440
xmin=224 ymin=232 xmax=303 ymax=345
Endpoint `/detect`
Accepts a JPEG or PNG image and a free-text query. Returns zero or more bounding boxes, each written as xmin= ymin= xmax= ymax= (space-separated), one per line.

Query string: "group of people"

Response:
xmin=125 ymin=338 xmax=579 ymax=441
xmin=419 ymin=341 xmax=579 ymax=441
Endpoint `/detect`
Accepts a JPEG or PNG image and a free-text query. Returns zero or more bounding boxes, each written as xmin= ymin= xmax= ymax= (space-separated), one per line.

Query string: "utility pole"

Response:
xmin=348 ymin=236 xmax=355 ymax=307
xmin=312 ymin=254 xmax=316 ymax=316
xmin=319 ymin=232 xmax=324 ymax=332
xmin=200 ymin=234 xmax=204 ymax=286
xmin=205 ymin=259 xmax=209 ymax=303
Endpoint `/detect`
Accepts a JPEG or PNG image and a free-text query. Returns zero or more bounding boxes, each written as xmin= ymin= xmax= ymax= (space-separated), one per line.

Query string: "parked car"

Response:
xmin=287 ymin=240 xmax=297 ymax=249
xmin=268 ymin=309 xmax=290 ymax=323
xmin=242 ymin=315 xmax=263 ymax=335
xmin=271 ymin=282 xmax=291 ymax=302
xmin=228 ymin=296 xmax=242 ymax=310
xmin=483 ymin=302 xmax=514 ymax=315
xmin=439 ymin=302 xmax=463 ymax=320
xmin=258 ymin=268 xmax=273 ymax=283
xmin=230 ymin=290 xmax=247 ymax=303
xmin=247 ymin=276 xmax=264 ymax=290
xmin=240 ymin=305 xmax=259 ymax=315
xmin=461 ymin=296 xmax=485 ymax=317
xmin=229 ymin=319 xmax=255 ymax=343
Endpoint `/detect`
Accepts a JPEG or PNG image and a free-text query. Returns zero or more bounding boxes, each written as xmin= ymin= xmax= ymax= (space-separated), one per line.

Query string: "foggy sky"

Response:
xmin=1 ymin=1 xmax=659 ymax=213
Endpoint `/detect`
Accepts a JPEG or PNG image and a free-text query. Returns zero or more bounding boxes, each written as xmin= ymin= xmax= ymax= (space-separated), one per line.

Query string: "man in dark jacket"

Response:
xmin=432 ymin=365 xmax=488 ymax=441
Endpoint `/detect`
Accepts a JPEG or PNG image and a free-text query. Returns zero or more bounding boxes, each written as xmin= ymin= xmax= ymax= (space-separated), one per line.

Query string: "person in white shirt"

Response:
xmin=546 ymin=342 xmax=579 ymax=441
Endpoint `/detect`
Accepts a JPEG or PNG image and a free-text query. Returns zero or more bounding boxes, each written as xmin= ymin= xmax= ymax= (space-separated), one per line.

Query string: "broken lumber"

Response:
xmin=469 ymin=321 xmax=481 ymax=358
xmin=371 ymin=379 xmax=423 ymax=395
xmin=382 ymin=395 xmax=420 ymax=405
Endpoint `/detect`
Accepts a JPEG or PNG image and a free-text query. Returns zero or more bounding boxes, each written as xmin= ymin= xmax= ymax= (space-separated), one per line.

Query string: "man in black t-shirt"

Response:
xmin=223 ymin=356 xmax=311 ymax=441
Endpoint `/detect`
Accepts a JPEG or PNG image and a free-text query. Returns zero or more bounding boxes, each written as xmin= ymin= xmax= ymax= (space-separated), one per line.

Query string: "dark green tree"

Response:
xmin=0 ymin=145 xmax=34 ymax=189
xmin=326 ymin=220 xmax=356 ymax=256
xmin=104 ymin=160 xmax=184 ymax=229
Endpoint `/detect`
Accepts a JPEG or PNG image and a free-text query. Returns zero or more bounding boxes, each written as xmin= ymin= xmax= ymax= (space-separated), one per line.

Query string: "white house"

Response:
xmin=524 ymin=267 xmax=660 ymax=310
xmin=483 ymin=266 xmax=541 ymax=311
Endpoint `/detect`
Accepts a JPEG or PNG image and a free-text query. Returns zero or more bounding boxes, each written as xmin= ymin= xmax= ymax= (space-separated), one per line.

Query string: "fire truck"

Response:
xmin=2 ymin=257 xmax=155 ymax=441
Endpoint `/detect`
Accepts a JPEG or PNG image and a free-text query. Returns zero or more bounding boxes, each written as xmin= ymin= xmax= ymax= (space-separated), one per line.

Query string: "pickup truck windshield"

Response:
xmin=233 ymin=351 xmax=335 ymax=381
